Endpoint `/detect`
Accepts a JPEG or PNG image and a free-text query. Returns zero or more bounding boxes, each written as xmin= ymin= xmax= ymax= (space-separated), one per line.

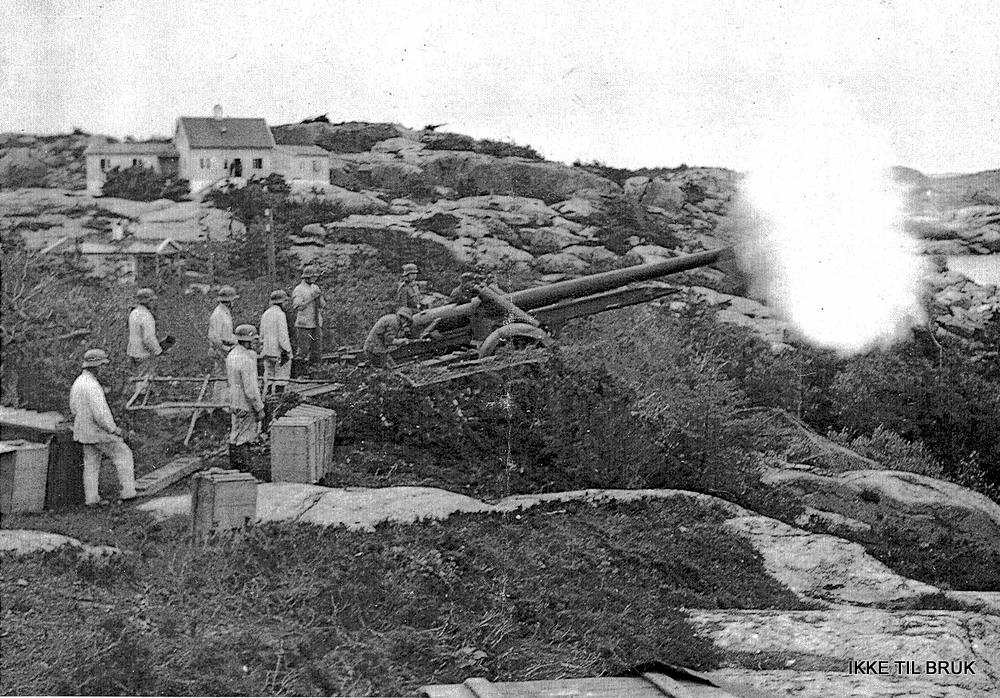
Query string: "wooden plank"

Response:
xmin=125 ymin=401 xmax=231 ymax=412
xmin=183 ymin=374 xmax=212 ymax=446
xmin=134 ymin=456 xmax=205 ymax=496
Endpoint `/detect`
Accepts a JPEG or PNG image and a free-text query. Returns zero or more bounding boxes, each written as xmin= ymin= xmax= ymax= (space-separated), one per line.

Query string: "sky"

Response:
xmin=2 ymin=0 xmax=998 ymax=173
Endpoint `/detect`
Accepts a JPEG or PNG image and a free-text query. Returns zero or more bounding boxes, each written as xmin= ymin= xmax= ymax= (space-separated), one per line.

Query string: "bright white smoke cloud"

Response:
xmin=738 ymin=86 xmax=928 ymax=355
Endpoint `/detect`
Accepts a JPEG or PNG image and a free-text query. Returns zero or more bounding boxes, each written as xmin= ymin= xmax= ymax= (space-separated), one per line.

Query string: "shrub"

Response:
xmin=208 ymin=174 xmax=347 ymax=277
xmin=100 ymin=164 xmax=188 ymax=201
xmin=826 ymin=426 xmax=945 ymax=478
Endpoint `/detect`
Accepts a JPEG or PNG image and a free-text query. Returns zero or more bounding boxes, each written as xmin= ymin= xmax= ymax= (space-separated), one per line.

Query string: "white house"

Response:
xmin=83 ymin=141 xmax=179 ymax=195
xmin=84 ymin=108 xmax=331 ymax=196
xmin=273 ymin=144 xmax=331 ymax=185
xmin=174 ymin=109 xmax=278 ymax=192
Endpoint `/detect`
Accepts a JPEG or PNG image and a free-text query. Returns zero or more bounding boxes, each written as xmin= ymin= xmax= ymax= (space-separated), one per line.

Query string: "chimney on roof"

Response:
xmin=213 ymin=104 xmax=224 ymax=121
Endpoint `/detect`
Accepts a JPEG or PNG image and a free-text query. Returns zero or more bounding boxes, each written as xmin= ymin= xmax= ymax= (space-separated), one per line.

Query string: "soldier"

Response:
xmin=396 ymin=263 xmax=423 ymax=310
xmin=291 ymin=264 xmax=326 ymax=369
xmin=363 ymin=306 xmax=414 ymax=368
xmin=260 ymin=289 xmax=292 ymax=395
xmin=127 ymin=288 xmax=170 ymax=393
xmin=207 ymin=285 xmax=239 ymax=402
xmin=449 ymin=271 xmax=481 ymax=305
xmin=69 ymin=348 xmax=137 ymax=506
xmin=226 ymin=324 xmax=264 ymax=472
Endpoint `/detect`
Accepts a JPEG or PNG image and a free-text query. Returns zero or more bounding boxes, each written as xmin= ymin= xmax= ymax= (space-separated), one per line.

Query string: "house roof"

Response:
xmin=84 ymin=142 xmax=178 ymax=156
xmin=178 ymin=117 xmax=276 ymax=149
xmin=41 ymin=235 xmax=182 ymax=256
xmin=274 ymin=144 xmax=330 ymax=157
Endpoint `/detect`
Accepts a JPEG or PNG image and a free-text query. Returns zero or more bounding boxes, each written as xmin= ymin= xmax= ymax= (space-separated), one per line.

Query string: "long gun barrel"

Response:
xmin=413 ymin=247 xmax=734 ymax=329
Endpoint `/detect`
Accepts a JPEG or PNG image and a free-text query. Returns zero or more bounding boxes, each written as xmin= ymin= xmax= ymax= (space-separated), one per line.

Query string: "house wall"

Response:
xmin=273 ymin=152 xmax=331 ymax=184
xmin=85 ymin=154 xmax=164 ymax=196
xmin=175 ymin=124 xmax=275 ymax=192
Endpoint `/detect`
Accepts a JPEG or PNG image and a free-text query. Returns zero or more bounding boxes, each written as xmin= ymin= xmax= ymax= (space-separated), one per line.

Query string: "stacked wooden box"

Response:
xmin=191 ymin=468 xmax=257 ymax=539
xmin=0 ymin=407 xmax=83 ymax=509
xmin=270 ymin=404 xmax=337 ymax=483
xmin=0 ymin=440 xmax=49 ymax=514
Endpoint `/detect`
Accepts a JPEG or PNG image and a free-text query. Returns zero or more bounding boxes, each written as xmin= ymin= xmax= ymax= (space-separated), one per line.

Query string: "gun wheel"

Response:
xmin=478 ymin=323 xmax=552 ymax=358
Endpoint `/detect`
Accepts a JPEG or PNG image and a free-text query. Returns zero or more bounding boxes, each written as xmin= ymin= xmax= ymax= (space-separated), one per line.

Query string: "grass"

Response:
xmin=1 ymin=498 xmax=812 ymax=696
xmin=774 ymin=479 xmax=1000 ymax=591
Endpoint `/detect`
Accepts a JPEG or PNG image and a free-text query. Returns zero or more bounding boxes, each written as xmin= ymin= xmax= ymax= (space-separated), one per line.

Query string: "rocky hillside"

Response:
xmin=5 ymin=122 xmax=1000 ymax=347
xmin=0 ymin=131 xmax=90 ymax=190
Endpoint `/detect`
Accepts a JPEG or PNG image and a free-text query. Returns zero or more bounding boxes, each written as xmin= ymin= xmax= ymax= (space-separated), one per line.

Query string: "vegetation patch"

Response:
xmin=0 ymin=498 xmax=810 ymax=696
xmin=774 ymin=478 xmax=1000 ymax=591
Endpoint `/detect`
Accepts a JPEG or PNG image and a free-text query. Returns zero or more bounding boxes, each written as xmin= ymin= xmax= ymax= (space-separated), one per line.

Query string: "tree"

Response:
xmin=101 ymin=164 xmax=189 ymax=201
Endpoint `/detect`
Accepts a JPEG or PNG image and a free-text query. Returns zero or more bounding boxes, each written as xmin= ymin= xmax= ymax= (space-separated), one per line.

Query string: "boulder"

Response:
xmin=561 ymin=244 xmax=619 ymax=265
xmin=0 ymin=529 xmax=120 ymax=559
xmin=624 ymin=176 xmax=685 ymax=212
xmin=551 ymin=196 xmax=604 ymax=223
xmin=371 ymin=137 xmax=426 ymax=155
xmin=623 ymin=244 xmax=674 ymax=264
xmin=518 ymin=226 xmax=587 ymax=253
xmin=535 ymin=251 xmax=589 ymax=274
xmin=289 ymin=181 xmax=388 ymax=214
xmin=471 ymin=237 xmax=535 ymax=268
xmin=451 ymin=195 xmax=556 ymax=225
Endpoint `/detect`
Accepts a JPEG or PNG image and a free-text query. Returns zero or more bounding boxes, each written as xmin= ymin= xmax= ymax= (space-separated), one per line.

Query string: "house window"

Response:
xmin=313 ymin=160 xmax=321 ymax=172
xmin=253 ymin=158 xmax=263 ymax=169
xmin=132 ymin=158 xmax=140 ymax=167
xmin=100 ymin=158 xmax=109 ymax=171
xmin=224 ymin=159 xmax=229 ymax=170
xmin=299 ymin=161 xmax=305 ymax=171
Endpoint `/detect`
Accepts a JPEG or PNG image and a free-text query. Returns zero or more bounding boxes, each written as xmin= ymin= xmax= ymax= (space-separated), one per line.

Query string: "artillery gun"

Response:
xmin=324 ymin=247 xmax=735 ymax=385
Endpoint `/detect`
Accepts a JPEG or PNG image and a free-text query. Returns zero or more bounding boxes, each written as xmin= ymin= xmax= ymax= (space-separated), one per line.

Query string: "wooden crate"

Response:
xmin=0 ymin=440 xmax=49 ymax=514
xmin=286 ymin=405 xmax=336 ymax=472
xmin=191 ymin=468 xmax=257 ymax=539
xmin=0 ymin=408 xmax=83 ymax=509
xmin=270 ymin=405 xmax=336 ymax=483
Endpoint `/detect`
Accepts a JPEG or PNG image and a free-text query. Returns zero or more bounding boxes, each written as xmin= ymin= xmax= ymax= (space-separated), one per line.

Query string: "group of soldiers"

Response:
xmin=68 ymin=261 xmax=477 ymax=503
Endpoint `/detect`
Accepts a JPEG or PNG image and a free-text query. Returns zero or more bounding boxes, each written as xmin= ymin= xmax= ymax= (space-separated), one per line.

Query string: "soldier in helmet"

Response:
xmin=208 ymin=285 xmax=239 ymax=402
xmin=363 ymin=306 xmax=415 ymax=368
xmin=259 ymin=289 xmax=292 ymax=395
xmin=291 ymin=264 xmax=326 ymax=370
xmin=396 ymin=263 xmax=424 ymax=310
xmin=449 ymin=271 xmax=481 ymax=305
xmin=69 ymin=348 xmax=137 ymax=506
xmin=127 ymin=287 xmax=169 ymax=392
xmin=226 ymin=324 xmax=264 ymax=472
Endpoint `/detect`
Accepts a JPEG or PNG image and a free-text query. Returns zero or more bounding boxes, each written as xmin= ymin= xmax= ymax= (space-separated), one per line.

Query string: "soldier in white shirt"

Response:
xmin=291 ymin=265 xmax=326 ymax=370
xmin=127 ymin=287 xmax=166 ymax=393
xmin=259 ymin=289 xmax=292 ymax=395
xmin=226 ymin=324 xmax=265 ymax=472
xmin=69 ymin=348 xmax=137 ymax=506
xmin=208 ymin=285 xmax=239 ymax=402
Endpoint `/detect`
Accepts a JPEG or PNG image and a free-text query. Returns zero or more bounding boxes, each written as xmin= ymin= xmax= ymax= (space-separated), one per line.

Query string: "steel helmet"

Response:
xmin=460 ymin=272 xmax=477 ymax=282
xmin=302 ymin=264 xmax=318 ymax=279
xmin=402 ymin=263 xmax=418 ymax=275
xmin=269 ymin=289 xmax=289 ymax=303
xmin=217 ymin=285 xmax=240 ymax=302
xmin=81 ymin=348 xmax=110 ymax=368
xmin=234 ymin=324 xmax=258 ymax=342
xmin=396 ymin=306 xmax=414 ymax=322
xmin=136 ymin=287 xmax=157 ymax=303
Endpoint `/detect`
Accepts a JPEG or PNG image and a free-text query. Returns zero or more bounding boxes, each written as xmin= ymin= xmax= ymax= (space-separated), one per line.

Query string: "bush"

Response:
xmin=827 ymin=426 xmax=945 ymax=478
xmin=100 ymin=164 xmax=188 ymax=201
